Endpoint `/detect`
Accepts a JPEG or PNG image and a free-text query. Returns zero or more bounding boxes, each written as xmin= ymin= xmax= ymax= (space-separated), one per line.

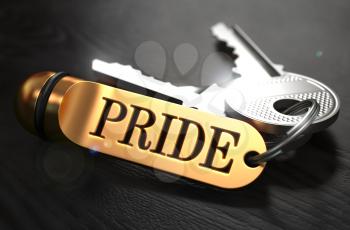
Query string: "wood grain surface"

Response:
xmin=0 ymin=0 xmax=349 ymax=229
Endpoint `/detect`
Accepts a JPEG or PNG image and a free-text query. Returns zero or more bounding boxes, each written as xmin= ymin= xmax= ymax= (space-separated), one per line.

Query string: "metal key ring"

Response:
xmin=247 ymin=99 xmax=320 ymax=165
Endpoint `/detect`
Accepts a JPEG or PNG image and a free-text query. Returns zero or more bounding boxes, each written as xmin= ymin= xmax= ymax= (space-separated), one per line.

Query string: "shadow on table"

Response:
xmin=36 ymin=129 xmax=338 ymax=209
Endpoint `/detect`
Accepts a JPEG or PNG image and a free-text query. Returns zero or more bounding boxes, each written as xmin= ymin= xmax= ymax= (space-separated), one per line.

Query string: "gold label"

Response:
xmin=59 ymin=81 xmax=266 ymax=188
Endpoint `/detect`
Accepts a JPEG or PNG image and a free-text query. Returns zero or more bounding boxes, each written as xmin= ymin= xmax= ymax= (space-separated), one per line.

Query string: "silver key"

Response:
xmin=92 ymin=60 xmax=229 ymax=117
xmin=211 ymin=23 xmax=340 ymax=134
xmin=92 ymin=59 xmax=201 ymax=107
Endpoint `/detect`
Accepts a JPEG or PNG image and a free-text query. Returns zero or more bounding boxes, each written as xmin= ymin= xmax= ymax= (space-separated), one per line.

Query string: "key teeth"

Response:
xmin=212 ymin=23 xmax=285 ymax=77
xmin=211 ymin=22 xmax=240 ymax=65
xmin=211 ymin=23 xmax=237 ymax=49
xmin=93 ymin=59 xmax=202 ymax=106
xmin=111 ymin=62 xmax=169 ymax=84
xmin=121 ymin=63 xmax=143 ymax=76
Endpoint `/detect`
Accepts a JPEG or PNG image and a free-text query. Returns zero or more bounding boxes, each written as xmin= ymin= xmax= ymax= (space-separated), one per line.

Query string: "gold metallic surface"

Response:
xmin=59 ymin=82 xmax=266 ymax=188
xmin=15 ymin=72 xmax=81 ymax=139
xmin=44 ymin=75 xmax=81 ymax=139
xmin=16 ymin=71 xmax=55 ymax=135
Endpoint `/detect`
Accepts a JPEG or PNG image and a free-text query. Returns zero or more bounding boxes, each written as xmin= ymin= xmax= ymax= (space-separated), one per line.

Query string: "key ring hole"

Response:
xmin=273 ymin=99 xmax=306 ymax=116
xmin=250 ymin=99 xmax=320 ymax=165
xmin=244 ymin=151 xmax=260 ymax=168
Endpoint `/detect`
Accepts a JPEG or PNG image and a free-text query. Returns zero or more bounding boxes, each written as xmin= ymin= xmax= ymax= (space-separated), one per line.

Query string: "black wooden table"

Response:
xmin=1 ymin=0 xmax=349 ymax=229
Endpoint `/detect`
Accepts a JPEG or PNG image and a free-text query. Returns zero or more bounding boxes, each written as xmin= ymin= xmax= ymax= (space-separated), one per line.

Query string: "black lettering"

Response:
xmin=89 ymin=97 xmax=127 ymax=138
xmin=167 ymin=118 xmax=205 ymax=161
xmin=199 ymin=126 xmax=240 ymax=174
xmin=150 ymin=113 xmax=177 ymax=155
xmin=118 ymin=105 xmax=156 ymax=150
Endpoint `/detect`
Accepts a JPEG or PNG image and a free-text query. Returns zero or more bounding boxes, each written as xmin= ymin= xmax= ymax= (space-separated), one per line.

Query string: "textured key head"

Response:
xmin=225 ymin=72 xmax=340 ymax=134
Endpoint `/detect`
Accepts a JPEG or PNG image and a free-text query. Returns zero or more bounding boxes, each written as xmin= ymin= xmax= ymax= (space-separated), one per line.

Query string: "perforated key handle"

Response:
xmin=225 ymin=72 xmax=340 ymax=134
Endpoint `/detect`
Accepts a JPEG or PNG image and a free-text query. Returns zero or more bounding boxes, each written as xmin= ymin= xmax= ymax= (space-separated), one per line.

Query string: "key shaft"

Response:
xmin=92 ymin=59 xmax=201 ymax=106
xmin=211 ymin=23 xmax=283 ymax=79
xmin=232 ymin=25 xmax=282 ymax=77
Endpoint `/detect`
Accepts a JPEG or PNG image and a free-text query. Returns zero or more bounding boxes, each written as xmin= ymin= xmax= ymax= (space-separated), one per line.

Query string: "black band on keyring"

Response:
xmin=34 ymin=72 xmax=68 ymax=139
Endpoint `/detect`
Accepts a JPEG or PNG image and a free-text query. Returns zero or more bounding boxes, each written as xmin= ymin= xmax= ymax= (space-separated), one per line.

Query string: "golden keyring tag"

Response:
xmin=16 ymin=72 xmax=266 ymax=189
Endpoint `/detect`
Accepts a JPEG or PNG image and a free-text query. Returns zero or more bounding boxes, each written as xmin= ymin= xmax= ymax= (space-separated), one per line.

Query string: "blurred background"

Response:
xmin=0 ymin=0 xmax=349 ymax=229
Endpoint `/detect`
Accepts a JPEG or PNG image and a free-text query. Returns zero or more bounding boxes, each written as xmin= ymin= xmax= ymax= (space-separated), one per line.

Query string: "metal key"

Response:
xmin=92 ymin=59 xmax=202 ymax=107
xmin=92 ymin=59 xmax=239 ymax=124
xmin=210 ymin=23 xmax=340 ymax=134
